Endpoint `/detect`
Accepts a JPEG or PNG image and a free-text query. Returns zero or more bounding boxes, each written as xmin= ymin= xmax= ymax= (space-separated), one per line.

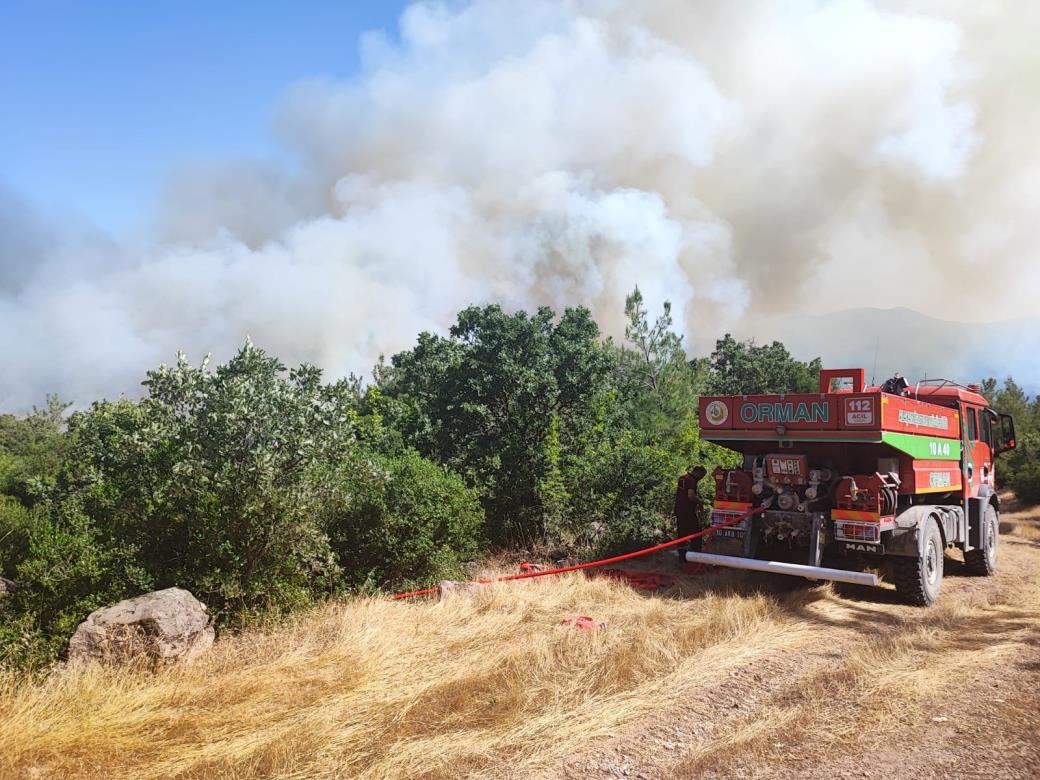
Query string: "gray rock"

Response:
xmin=0 ymin=576 xmax=14 ymax=595
xmin=438 ymin=580 xmax=485 ymax=600
xmin=67 ymin=587 xmax=215 ymax=666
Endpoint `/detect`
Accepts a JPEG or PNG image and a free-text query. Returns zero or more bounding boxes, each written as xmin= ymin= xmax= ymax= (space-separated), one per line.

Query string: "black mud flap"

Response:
xmin=967 ymin=496 xmax=987 ymax=550
xmin=885 ymin=526 xmax=919 ymax=557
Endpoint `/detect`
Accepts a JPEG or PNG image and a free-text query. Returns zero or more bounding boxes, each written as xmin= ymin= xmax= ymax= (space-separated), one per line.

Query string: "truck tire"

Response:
xmin=964 ymin=504 xmax=998 ymax=576
xmin=892 ymin=517 xmax=943 ymax=606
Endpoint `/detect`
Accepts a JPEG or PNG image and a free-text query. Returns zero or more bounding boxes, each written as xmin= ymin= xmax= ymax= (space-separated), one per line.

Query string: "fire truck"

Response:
xmin=690 ymin=369 xmax=1017 ymax=605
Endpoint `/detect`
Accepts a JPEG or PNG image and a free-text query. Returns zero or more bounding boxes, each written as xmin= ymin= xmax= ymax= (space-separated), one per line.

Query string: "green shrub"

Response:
xmin=324 ymin=448 xmax=485 ymax=590
xmin=1005 ymin=431 xmax=1040 ymax=505
xmin=0 ymin=396 xmax=70 ymax=505
xmin=566 ymin=435 xmax=677 ymax=555
xmin=0 ymin=496 xmax=30 ymax=573
xmin=0 ymin=451 xmax=20 ymax=496
xmin=59 ymin=346 xmax=358 ymax=621
xmin=0 ymin=497 xmax=149 ymax=668
xmin=1011 ymin=462 xmax=1040 ymax=506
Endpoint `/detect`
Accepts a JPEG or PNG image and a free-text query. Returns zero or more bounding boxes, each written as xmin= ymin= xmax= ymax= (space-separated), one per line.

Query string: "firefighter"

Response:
xmin=674 ymin=465 xmax=708 ymax=554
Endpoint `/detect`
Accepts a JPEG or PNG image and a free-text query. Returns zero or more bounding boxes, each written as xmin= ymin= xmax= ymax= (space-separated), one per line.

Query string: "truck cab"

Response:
xmin=692 ymin=369 xmax=1016 ymax=605
xmin=912 ymin=381 xmax=1017 ymax=504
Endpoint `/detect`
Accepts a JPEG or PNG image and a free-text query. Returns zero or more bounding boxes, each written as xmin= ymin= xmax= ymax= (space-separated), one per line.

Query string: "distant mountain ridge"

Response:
xmin=747 ymin=307 xmax=1040 ymax=394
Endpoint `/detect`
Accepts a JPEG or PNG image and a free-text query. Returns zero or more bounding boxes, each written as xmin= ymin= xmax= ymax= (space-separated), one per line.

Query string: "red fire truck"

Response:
xmin=691 ymin=369 xmax=1017 ymax=605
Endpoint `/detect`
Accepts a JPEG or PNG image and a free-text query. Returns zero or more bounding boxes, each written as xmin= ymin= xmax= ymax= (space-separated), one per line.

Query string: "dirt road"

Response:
xmin=557 ymin=498 xmax=1040 ymax=780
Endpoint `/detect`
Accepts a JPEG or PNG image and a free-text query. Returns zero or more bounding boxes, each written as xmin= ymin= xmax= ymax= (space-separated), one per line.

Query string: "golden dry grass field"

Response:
xmin=2 ymin=498 xmax=1038 ymax=780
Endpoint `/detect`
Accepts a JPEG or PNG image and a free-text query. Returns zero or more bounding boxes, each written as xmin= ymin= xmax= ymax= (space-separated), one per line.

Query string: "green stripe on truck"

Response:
xmin=880 ymin=431 xmax=961 ymax=460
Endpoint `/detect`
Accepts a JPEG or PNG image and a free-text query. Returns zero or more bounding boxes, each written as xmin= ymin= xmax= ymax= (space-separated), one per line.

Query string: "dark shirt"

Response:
xmin=674 ymin=473 xmax=702 ymax=534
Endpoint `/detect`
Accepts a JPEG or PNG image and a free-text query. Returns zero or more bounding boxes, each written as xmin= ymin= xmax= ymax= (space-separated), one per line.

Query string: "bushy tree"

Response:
xmin=59 ymin=345 xmax=358 ymax=619
xmin=988 ymin=378 xmax=1035 ymax=428
xmin=616 ymin=288 xmax=701 ymax=434
xmin=374 ymin=305 xmax=615 ymax=545
xmin=0 ymin=395 xmax=70 ymax=504
xmin=375 ymin=294 xmax=740 ymax=554
xmin=983 ymin=376 xmax=1040 ymax=501
xmin=1011 ymin=457 xmax=1040 ymax=506
xmin=707 ymin=334 xmax=821 ymax=395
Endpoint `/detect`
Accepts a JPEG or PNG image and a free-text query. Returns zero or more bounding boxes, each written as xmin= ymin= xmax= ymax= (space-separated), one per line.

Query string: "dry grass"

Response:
xmin=0 ymin=572 xmax=808 ymax=780
xmin=1000 ymin=493 xmax=1040 ymax=541
xmin=5 ymin=499 xmax=1039 ymax=780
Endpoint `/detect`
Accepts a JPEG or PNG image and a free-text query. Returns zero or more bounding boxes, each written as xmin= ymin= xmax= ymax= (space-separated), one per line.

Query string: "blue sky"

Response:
xmin=0 ymin=1 xmax=411 ymax=235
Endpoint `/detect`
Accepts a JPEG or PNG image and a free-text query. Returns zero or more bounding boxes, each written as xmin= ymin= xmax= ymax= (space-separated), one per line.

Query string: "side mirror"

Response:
xmin=996 ymin=413 xmax=1017 ymax=456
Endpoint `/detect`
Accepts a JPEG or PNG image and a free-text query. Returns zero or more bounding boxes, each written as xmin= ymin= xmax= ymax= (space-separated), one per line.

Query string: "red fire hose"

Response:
xmin=390 ymin=505 xmax=765 ymax=600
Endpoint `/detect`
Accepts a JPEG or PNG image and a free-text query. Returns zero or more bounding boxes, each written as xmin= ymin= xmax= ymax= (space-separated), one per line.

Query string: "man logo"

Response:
xmin=705 ymin=400 xmax=728 ymax=426
xmin=844 ymin=542 xmax=882 ymax=554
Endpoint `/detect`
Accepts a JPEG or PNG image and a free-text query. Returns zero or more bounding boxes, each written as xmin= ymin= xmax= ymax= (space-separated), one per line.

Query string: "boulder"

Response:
xmin=438 ymin=580 xmax=485 ymax=600
xmin=67 ymin=587 xmax=215 ymax=666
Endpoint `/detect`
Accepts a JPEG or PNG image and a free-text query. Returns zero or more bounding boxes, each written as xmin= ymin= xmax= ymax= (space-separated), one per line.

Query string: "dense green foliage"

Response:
xmin=17 ymin=296 xmax=1040 ymax=675
xmin=0 ymin=396 xmax=70 ymax=504
xmin=982 ymin=377 xmax=1040 ymax=504
xmin=706 ymin=335 xmax=822 ymax=395
xmin=0 ymin=291 xmax=826 ymax=669
xmin=369 ymin=291 xmax=745 ymax=552
xmin=323 ymin=448 xmax=485 ymax=590
xmin=369 ymin=304 xmax=615 ymax=546
xmin=0 ymin=345 xmax=483 ymax=666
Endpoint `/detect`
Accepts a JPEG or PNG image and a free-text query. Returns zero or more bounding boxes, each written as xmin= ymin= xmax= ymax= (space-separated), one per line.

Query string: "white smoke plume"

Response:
xmin=2 ymin=0 xmax=1039 ymax=410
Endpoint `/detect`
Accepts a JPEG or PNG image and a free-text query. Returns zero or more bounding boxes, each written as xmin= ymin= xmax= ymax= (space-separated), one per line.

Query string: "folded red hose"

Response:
xmin=389 ymin=505 xmax=764 ymax=600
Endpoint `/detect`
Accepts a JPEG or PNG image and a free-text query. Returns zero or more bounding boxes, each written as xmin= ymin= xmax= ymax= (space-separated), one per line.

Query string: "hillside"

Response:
xmin=755 ymin=307 xmax=1040 ymax=391
xmin=3 ymin=499 xmax=1038 ymax=780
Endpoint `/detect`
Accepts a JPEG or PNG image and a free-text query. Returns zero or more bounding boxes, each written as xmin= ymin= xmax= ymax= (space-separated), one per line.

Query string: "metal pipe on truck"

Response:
xmin=685 ymin=551 xmax=880 ymax=587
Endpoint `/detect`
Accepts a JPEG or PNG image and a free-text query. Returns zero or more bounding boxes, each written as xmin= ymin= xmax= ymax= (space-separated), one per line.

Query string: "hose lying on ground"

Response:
xmin=390 ymin=505 xmax=765 ymax=600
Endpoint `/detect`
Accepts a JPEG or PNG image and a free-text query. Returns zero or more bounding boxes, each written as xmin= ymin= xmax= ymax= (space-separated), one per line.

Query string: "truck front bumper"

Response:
xmin=685 ymin=551 xmax=879 ymax=587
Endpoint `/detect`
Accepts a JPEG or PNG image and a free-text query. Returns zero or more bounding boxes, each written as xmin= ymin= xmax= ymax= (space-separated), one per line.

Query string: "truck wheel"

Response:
xmin=964 ymin=504 xmax=998 ymax=576
xmin=893 ymin=517 xmax=943 ymax=606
